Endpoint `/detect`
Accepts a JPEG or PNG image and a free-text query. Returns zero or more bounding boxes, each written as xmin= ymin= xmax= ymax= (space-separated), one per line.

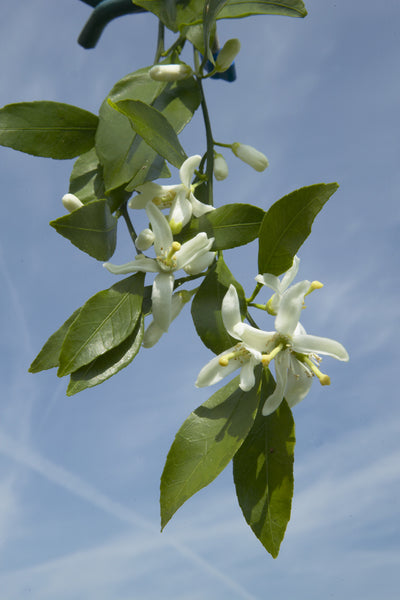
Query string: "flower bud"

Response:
xmin=213 ymin=152 xmax=228 ymax=181
xmin=215 ymin=39 xmax=241 ymax=72
xmin=149 ymin=64 xmax=193 ymax=82
xmin=231 ymin=143 xmax=269 ymax=172
xmin=135 ymin=228 xmax=155 ymax=252
xmin=62 ymin=193 xmax=83 ymax=212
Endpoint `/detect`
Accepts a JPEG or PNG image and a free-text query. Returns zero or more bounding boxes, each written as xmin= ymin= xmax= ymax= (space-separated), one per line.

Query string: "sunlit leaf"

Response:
xmin=191 ymin=255 xmax=246 ymax=354
xmin=0 ymin=101 xmax=98 ymax=159
xmin=58 ymin=273 xmax=144 ymax=376
xmin=161 ymin=370 xmax=261 ymax=529
xmin=258 ymin=183 xmax=339 ymax=275
xmin=50 ymin=199 xmax=117 ymax=261
xmin=219 ymin=0 xmax=307 ymax=19
xmin=29 ymin=308 xmax=81 ymax=373
xmin=66 ymin=315 xmax=144 ymax=395
xmin=233 ymin=371 xmax=295 ymax=558
xmin=111 ymin=98 xmax=187 ymax=168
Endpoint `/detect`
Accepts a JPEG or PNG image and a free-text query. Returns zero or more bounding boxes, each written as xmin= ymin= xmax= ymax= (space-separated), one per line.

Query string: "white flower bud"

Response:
xmin=215 ymin=39 xmax=241 ymax=72
xmin=135 ymin=228 xmax=155 ymax=252
xmin=231 ymin=143 xmax=269 ymax=172
xmin=149 ymin=64 xmax=193 ymax=82
xmin=62 ymin=193 xmax=83 ymax=212
xmin=214 ymin=152 xmax=229 ymax=181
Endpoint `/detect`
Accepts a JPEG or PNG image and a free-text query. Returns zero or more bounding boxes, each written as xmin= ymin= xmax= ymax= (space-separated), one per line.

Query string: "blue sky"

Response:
xmin=0 ymin=1 xmax=399 ymax=598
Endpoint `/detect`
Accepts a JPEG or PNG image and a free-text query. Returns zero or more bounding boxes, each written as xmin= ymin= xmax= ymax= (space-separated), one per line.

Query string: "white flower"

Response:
xmin=142 ymin=290 xmax=192 ymax=348
xmin=104 ymin=203 xmax=215 ymax=333
xmin=215 ymin=39 xmax=241 ymax=72
xmin=129 ymin=155 xmax=214 ymax=234
xmin=213 ymin=152 xmax=229 ymax=181
xmin=196 ymin=281 xmax=349 ymax=415
xmin=149 ymin=64 xmax=193 ymax=82
xmin=135 ymin=228 xmax=155 ymax=252
xmin=231 ymin=143 xmax=269 ymax=172
xmin=62 ymin=193 xmax=83 ymax=212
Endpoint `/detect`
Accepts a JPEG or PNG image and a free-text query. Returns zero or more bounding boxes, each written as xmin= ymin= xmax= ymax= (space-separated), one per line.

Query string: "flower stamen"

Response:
xmin=303 ymin=356 xmax=331 ymax=386
xmin=262 ymin=342 xmax=284 ymax=366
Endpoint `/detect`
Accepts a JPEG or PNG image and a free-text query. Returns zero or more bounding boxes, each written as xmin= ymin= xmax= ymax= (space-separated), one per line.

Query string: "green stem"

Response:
xmin=197 ymin=77 xmax=214 ymax=206
xmin=119 ymin=201 xmax=140 ymax=254
xmin=246 ymin=310 xmax=260 ymax=329
xmin=214 ymin=141 xmax=233 ymax=149
xmin=246 ymin=282 xmax=262 ymax=303
xmin=154 ymin=20 xmax=165 ymax=63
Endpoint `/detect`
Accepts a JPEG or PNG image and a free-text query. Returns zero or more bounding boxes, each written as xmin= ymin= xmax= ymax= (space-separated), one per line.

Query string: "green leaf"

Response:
xmin=111 ymin=98 xmax=187 ymax=168
xmin=177 ymin=203 xmax=264 ymax=250
xmin=29 ymin=308 xmax=81 ymax=373
xmin=258 ymin=183 xmax=339 ymax=276
xmin=69 ymin=148 xmax=106 ymax=204
xmin=202 ymin=1 xmax=229 ymax=61
xmin=160 ymin=371 xmax=261 ymax=530
xmin=219 ymin=0 xmax=307 ymax=19
xmin=66 ymin=315 xmax=144 ymax=395
xmin=58 ymin=273 xmax=144 ymax=377
xmin=0 ymin=101 xmax=98 ymax=159
xmin=233 ymin=371 xmax=296 ymax=558
xmin=191 ymin=255 xmax=246 ymax=355
xmin=50 ymin=199 xmax=117 ymax=261
xmin=134 ymin=0 xmax=206 ymax=31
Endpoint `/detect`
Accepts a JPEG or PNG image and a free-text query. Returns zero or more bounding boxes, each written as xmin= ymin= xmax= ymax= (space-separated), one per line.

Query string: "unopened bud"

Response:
xmin=135 ymin=228 xmax=155 ymax=251
xmin=215 ymin=39 xmax=241 ymax=72
xmin=149 ymin=64 xmax=193 ymax=82
xmin=213 ymin=152 xmax=228 ymax=181
xmin=62 ymin=193 xmax=83 ymax=212
xmin=231 ymin=142 xmax=269 ymax=172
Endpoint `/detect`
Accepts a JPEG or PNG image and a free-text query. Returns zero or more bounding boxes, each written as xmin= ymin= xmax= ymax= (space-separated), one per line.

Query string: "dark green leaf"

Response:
xmin=134 ymin=0 xmax=206 ymax=31
xmin=219 ymin=0 xmax=307 ymax=19
xmin=50 ymin=199 xmax=118 ymax=261
xmin=191 ymin=255 xmax=246 ymax=355
xmin=258 ymin=183 xmax=339 ymax=276
xmin=203 ymin=1 xmax=229 ymax=61
xmin=66 ymin=315 xmax=144 ymax=395
xmin=0 ymin=101 xmax=98 ymax=159
xmin=58 ymin=273 xmax=144 ymax=377
xmin=29 ymin=308 xmax=81 ymax=373
xmin=177 ymin=203 xmax=264 ymax=250
xmin=161 ymin=370 xmax=261 ymax=529
xmin=69 ymin=148 xmax=106 ymax=204
xmin=111 ymin=98 xmax=187 ymax=168
xmin=233 ymin=371 xmax=295 ymax=558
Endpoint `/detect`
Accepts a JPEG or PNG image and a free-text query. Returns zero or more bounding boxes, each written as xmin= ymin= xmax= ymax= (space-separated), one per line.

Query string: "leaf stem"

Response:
xmin=119 ymin=200 xmax=140 ymax=254
xmin=197 ymin=76 xmax=214 ymax=206
xmin=246 ymin=282 xmax=262 ymax=303
xmin=154 ymin=20 xmax=165 ymax=63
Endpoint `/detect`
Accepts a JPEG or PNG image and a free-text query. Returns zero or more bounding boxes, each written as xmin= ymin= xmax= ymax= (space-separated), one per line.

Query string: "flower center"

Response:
xmin=218 ymin=343 xmax=251 ymax=366
xmin=157 ymin=241 xmax=181 ymax=271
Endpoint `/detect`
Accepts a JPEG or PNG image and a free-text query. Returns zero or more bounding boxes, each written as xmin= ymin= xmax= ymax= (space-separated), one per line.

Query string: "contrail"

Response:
xmin=0 ymin=430 xmax=258 ymax=600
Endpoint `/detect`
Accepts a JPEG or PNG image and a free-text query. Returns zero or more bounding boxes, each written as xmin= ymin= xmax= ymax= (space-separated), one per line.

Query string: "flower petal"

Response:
xmin=239 ymin=355 xmax=259 ymax=391
xmin=292 ymin=334 xmax=349 ymax=361
xmin=142 ymin=292 xmax=186 ymax=347
xmin=280 ymin=255 xmax=300 ymax=290
xmin=221 ymin=284 xmax=242 ymax=338
xmin=284 ymin=356 xmax=313 ymax=407
xmin=168 ymin=189 xmax=192 ymax=233
xmin=275 ymin=280 xmax=310 ymax=336
xmin=255 ymin=273 xmax=281 ymax=293
xmin=146 ymin=202 xmax=173 ymax=256
xmin=129 ymin=182 xmax=162 ymax=209
xmin=103 ymin=256 xmax=159 ymax=274
xmin=179 ymin=155 xmax=201 ymax=188
xmin=234 ymin=322 xmax=275 ymax=353
xmin=262 ymin=351 xmax=289 ymax=416
xmin=183 ymin=251 xmax=215 ymax=275
xmin=189 ymin=193 xmax=215 ymax=217
xmin=175 ymin=232 xmax=212 ymax=269
xmin=195 ymin=346 xmax=241 ymax=388
xmin=151 ymin=272 xmax=174 ymax=332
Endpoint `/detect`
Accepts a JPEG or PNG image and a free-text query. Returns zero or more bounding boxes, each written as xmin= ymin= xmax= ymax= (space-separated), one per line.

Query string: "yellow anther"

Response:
xmin=166 ymin=241 xmax=181 ymax=262
xmin=305 ymin=280 xmax=324 ymax=298
xmin=261 ymin=343 xmax=284 ymax=366
xmin=219 ymin=356 xmax=230 ymax=367
xmin=303 ymin=356 xmax=331 ymax=386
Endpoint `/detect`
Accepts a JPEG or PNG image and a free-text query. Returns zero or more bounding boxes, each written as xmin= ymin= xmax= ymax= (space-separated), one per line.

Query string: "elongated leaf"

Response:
xmin=66 ymin=315 xmax=144 ymax=395
xmin=178 ymin=203 xmax=264 ymax=249
xmin=233 ymin=372 xmax=295 ymax=558
xmin=50 ymin=199 xmax=117 ymax=261
xmin=219 ymin=0 xmax=307 ymax=19
xmin=29 ymin=308 xmax=81 ymax=373
xmin=0 ymin=101 xmax=98 ymax=159
xmin=135 ymin=0 xmax=306 ymax=30
xmin=111 ymin=98 xmax=187 ymax=168
xmin=203 ymin=1 xmax=229 ymax=61
xmin=161 ymin=371 xmax=261 ymax=529
xmin=191 ymin=255 xmax=246 ymax=354
xmin=258 ymin=183 xmax=339 ymax=276
xmin=58 ymin=273 xmax=144 ymax=377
